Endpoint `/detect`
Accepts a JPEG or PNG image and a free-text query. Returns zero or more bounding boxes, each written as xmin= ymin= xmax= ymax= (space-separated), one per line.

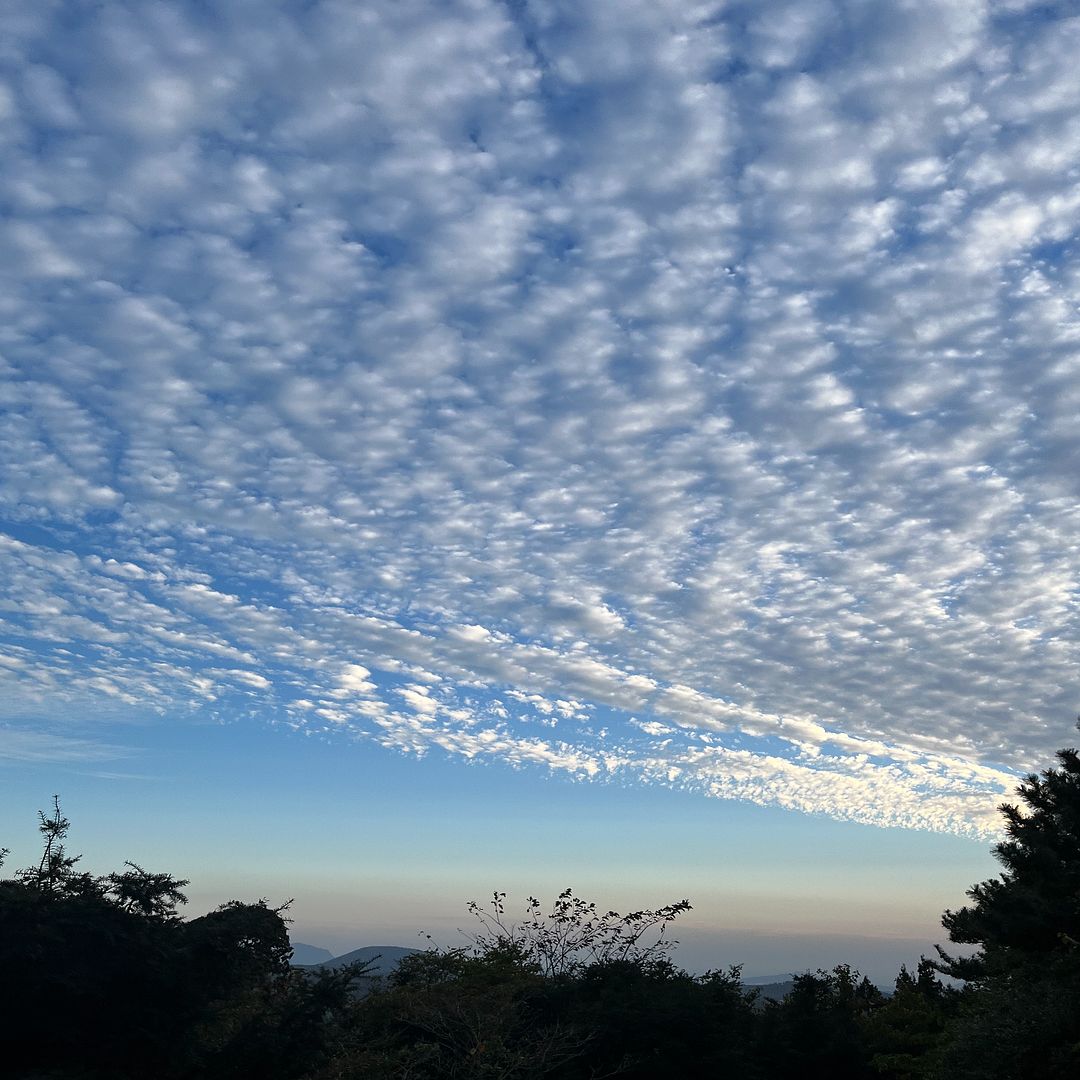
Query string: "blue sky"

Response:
xmin=2 ymin=0 xmax=1078 ymax=979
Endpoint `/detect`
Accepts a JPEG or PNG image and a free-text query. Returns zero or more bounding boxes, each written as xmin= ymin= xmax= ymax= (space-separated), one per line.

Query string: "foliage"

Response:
xmin=313 ymin=896 xmax=757 ymax=1080
xmin=14 ymin=795 xmax=102 ymax=896
xmin=555 ymin=957 xmax=759 ymax=1078
xmin=862 ymin=961 xmax=957 ymax=1079
xmin=938 ymin=736 xmax=1080 ymax=973
xmin=0 ymin=798 xmax=350 ymax=1080
xmin=5 ymin=724 xmax=1080 ymax=1079
xmin=104 ymin=860 xmax=189 ymax=919
xmin=315 ymin=947 xmax=588 ymax=1079
xmin=932 ymin=725 xmax=1080 ymax=1079
xmin=463 ymin=888 xmax=692 ymax=978
xmin=755 ymin=964 xmax=884 ymax=1080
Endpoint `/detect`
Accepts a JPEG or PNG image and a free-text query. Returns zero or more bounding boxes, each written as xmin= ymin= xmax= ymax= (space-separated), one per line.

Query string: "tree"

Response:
xmin=464 ymin=888 xmax=692 ymax=978
xmin=933 ymin=724 xmax=1080 ymax=1079
xmin=313 ymin=889 xmax=705 ymax=1080
xmin=862 ymin=960 xmax=957 ymax=1079
xmin=308 ymin=944 xmax=587 ymax=1079
xmin=757 ymin=965 xmax=883 ymax=1080
xmin=0 ymin=800 xmax=333 ymax=1080
xmin=14 ymin=794 xmax=100 ymax=896
xmin=105 ymin=861 xmax=189 ymax=919
xmin=1 ymin=800 xmax=192 ymax=1077
xmin=559 ymin=959 xmax=759 ymax=1079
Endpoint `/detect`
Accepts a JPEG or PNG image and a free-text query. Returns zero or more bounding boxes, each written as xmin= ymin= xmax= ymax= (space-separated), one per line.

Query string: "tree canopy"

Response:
xmin=4 ymin=723 xmax=1079 ymax=1078
xmin=934 ymin=727 xmax=1080 ymax=1079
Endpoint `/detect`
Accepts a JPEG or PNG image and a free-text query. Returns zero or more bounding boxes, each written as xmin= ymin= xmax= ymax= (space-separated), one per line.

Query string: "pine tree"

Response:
xmin=934 ymin=725 xmax=1080 ymax=1078
xmin=939 ymin=739 xmax=1080 ymax=971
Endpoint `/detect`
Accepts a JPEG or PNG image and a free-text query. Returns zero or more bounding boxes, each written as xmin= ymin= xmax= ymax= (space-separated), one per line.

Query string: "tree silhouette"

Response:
xmin=934 ymin=723 xmax=1080 ymax=1078
xmin=104 ymin=861 xmax=189 ymax=919
xmin=14 ymin=795 xmax=94 ymax=895
xmin=6 ymin=725 xmax=1080 ymax=1080
xmin=464 ymin=888 xmax=692 ymax=978
xmin=862 ymin=960 xmax=956 ymax=1079
xmin=757 ymin=964 xmax=883 ymax=1079
xmin=0 ymin=799 xmax=346 ymax=1080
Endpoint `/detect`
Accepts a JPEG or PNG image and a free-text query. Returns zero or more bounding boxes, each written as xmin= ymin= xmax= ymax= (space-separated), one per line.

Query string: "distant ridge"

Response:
xmin=296 ymin=944 xmax=420 ymax=976
xmin=290 ymin=954 xmax=872 ymax=1003
xmin=289 ymin=942 xmax=334 ymax=966
xmin=742 ymin=979 xmax=795 ymax=1002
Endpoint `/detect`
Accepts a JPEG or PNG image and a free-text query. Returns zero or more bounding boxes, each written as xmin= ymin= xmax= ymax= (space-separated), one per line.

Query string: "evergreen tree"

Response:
xmin=0 ymin=800 xmax=351 ymax=1080
xmin=757 ymin=965 xmax=883 ymax=1079
xmin=934 ymin=725 xmax=1080 ymax=1079
xmin=862 ymin=960 xmax=956 ymax=1079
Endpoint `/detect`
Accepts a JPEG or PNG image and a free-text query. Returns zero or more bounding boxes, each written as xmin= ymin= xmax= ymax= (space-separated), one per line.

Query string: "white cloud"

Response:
xmin=2 ymin=0 xmax=1078 ymax=837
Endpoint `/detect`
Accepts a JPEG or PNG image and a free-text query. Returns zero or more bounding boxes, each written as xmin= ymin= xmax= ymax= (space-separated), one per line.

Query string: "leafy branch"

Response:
xmin=462 ymin=888 xmax=692 ymax=978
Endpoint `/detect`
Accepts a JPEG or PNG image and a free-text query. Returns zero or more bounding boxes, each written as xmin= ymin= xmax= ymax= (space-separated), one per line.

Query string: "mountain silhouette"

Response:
xmin=289 ymin=941 xmax=334 ymax=965
xmin=296 ymin=944 xmax=420 ymax=976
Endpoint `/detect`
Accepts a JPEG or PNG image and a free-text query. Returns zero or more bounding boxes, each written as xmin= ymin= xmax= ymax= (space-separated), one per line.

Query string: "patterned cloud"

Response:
xmin=3 ymin=0 xmax=1079 ymax=838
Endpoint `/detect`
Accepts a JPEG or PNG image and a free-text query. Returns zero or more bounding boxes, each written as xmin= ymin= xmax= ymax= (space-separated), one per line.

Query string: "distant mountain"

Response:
xmin=299 ymin=945 xmax=421 ymax=976
xmin=289 ymin=942 xmax=334 ymax=966
xmin=741 ymin=974 xmax=795 ymax=986
xmin=744 ymin=980 xmax=795 ymax=1002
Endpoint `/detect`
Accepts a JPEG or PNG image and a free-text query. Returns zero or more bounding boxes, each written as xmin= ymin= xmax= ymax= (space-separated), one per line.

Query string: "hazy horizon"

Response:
xmin=5 ymin=718 xmax=998 ymax=988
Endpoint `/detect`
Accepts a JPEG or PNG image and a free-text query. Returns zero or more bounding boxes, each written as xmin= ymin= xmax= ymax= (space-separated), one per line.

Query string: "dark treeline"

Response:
xmin=2 ymin=730 xmax=1078 ymax=1080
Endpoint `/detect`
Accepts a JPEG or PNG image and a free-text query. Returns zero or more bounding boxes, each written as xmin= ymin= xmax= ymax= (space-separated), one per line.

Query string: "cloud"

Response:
xmin=2 ymin=0 xmax=1079 ymax=837
xmin=0 ymin=726 xmax=133 ymax=765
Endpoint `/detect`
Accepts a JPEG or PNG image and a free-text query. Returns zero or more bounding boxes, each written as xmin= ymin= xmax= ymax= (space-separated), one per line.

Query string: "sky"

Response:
xmin=1 ymin=0 xmax=1079 ymax=982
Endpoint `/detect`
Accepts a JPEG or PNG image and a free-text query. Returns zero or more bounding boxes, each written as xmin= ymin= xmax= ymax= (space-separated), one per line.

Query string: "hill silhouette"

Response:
xmin=289 ymin=941 xmax=333 ymax=965
xmin=297 ymin=944 xmax=420 ymax=976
